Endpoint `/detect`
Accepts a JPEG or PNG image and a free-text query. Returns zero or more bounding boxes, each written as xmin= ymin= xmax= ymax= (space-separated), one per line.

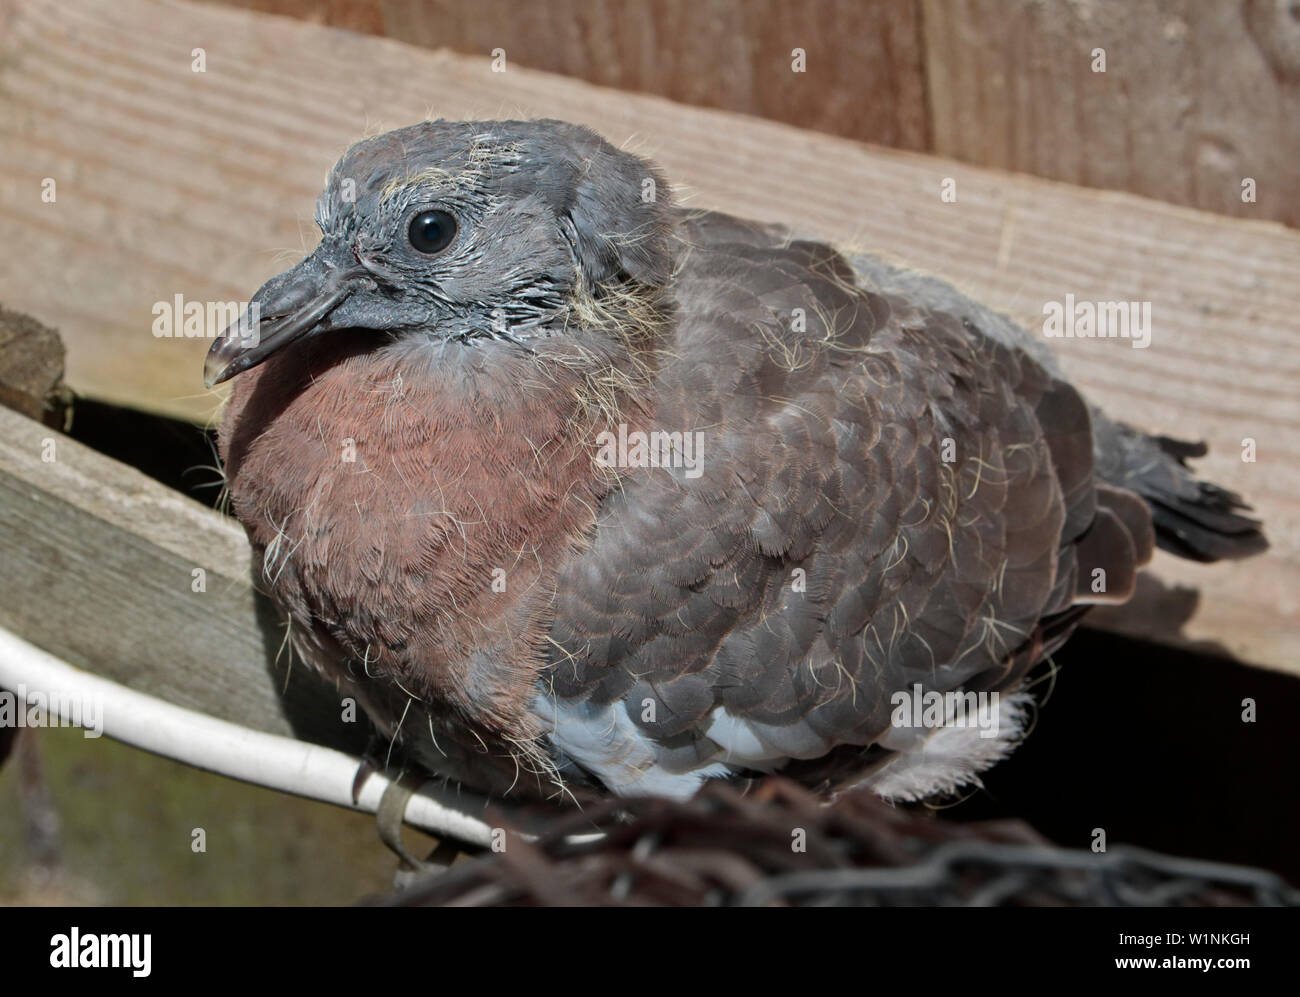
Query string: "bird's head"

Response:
xmin=204 ymin=119 xmax=675 ymax=387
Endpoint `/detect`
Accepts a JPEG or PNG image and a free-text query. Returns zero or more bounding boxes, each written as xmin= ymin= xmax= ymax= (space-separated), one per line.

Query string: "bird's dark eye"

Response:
xmin=408 ymin=210 xmax=457 ymax=254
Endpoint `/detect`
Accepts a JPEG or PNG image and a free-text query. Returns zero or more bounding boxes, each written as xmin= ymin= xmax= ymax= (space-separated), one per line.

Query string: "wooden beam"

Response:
xmin=921 ymin=0 xmax=1300 ymax=227
xmin=210 ymin=0 xmax=1300 ymax=228
xmin=211 ymin=0 xmax=930 ymax=154
xmin=0 ymin=305 xmax=67 ymax=427
xmin=0 ymin=0 xmax=1296 ymax=673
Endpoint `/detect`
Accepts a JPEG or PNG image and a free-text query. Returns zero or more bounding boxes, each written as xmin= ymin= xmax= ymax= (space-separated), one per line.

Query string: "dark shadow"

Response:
xmin=949 ymin=626 xmax=1300 ymax=884
xmin=67 ymin=398 xmax=219 ymax=503
xmin=248 ymin=585 xmax=373 ymax=756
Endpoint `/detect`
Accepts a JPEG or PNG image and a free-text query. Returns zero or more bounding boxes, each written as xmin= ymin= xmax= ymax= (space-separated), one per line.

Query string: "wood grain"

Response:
xmin=213 ymin=0 xmax=930 ymax=153
xmin=208 ymin=0 xmax=1300 ymax=226
xmin=0 ymin=305 xmax=66 ymax=426
xmin=922 ymin=0 xmax=1300 ymax=226
xmin=0 ymin=0 xmax=1296 ymax=674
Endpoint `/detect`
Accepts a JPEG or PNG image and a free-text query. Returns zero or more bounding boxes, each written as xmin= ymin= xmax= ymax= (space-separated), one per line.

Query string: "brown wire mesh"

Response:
xmin=378 ymin=777 xmax=1298 ymax=907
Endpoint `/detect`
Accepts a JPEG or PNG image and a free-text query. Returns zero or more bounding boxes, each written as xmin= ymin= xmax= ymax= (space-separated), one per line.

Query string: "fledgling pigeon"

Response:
xmin=205 ymin=120 xmax=1265 ymax=804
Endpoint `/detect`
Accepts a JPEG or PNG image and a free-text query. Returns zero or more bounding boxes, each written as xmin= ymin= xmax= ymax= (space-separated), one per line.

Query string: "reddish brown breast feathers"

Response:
xmin=219 ymin=329 xmax=627 ymax=738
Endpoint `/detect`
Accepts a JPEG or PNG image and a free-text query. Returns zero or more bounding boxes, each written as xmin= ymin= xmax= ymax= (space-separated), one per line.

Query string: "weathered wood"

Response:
xmin=0 ymin=305 xmax=67 ymax=427
xmin=0 ymin=403 xmax=363 ymax=752
xmin=0 ymin=0 xmax=1296 ymax=673
xmin=921 ymin=0 xmax=1300 ymax=226
xmin=213 ymin=0 xmax=931 ymax=153
xmin=210 ymin=0 xmax=1300 ymax=226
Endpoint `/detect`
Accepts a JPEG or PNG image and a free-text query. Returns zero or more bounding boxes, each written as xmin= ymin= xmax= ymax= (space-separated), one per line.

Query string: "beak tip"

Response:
xmin=203 ymin=255 xmax=359 ymax=389
xmin=203 ymin=351 xmax=233 ymax=390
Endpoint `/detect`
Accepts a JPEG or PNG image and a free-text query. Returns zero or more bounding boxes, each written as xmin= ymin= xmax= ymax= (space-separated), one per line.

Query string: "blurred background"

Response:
xmin=1 ymin=0 xmax=1297 ymax=904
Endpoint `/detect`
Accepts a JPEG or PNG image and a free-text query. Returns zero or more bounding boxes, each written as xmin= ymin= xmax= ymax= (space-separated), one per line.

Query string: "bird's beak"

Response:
xmin=204 ymin=253 xmax=372 ymax=388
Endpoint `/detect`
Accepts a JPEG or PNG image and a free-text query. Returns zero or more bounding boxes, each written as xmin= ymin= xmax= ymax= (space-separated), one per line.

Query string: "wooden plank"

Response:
xmin=0 ymin=402 xmax=363 ymax=751
xmin=211 ymin=0 xmax=930 ymax=153
xmin=0 ymin=0 xmax=1296 ymax=674
xmin=0 ymin=305 xmax=67 ymax=426
xmin=922 ymin=0 xmax=1300 ymax=226
xmin=209 ymin=0 xmax=1300 ymax=229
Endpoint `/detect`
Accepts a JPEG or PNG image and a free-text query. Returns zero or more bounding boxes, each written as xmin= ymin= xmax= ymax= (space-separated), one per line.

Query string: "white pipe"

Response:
xmin=0 ymin=626 xmax=495 ymax=848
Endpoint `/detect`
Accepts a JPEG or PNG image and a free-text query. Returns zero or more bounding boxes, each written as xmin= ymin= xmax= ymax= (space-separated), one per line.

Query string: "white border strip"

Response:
xmin=0 ymin=625 xmax=494 ymax=848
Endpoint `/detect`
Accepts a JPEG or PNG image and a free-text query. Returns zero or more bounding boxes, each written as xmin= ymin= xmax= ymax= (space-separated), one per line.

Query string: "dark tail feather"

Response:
xmin=1091 ymin=421 xmax=1268 ymax=564
xmin=1147 ymin=486 xmax=1269 ymax=562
